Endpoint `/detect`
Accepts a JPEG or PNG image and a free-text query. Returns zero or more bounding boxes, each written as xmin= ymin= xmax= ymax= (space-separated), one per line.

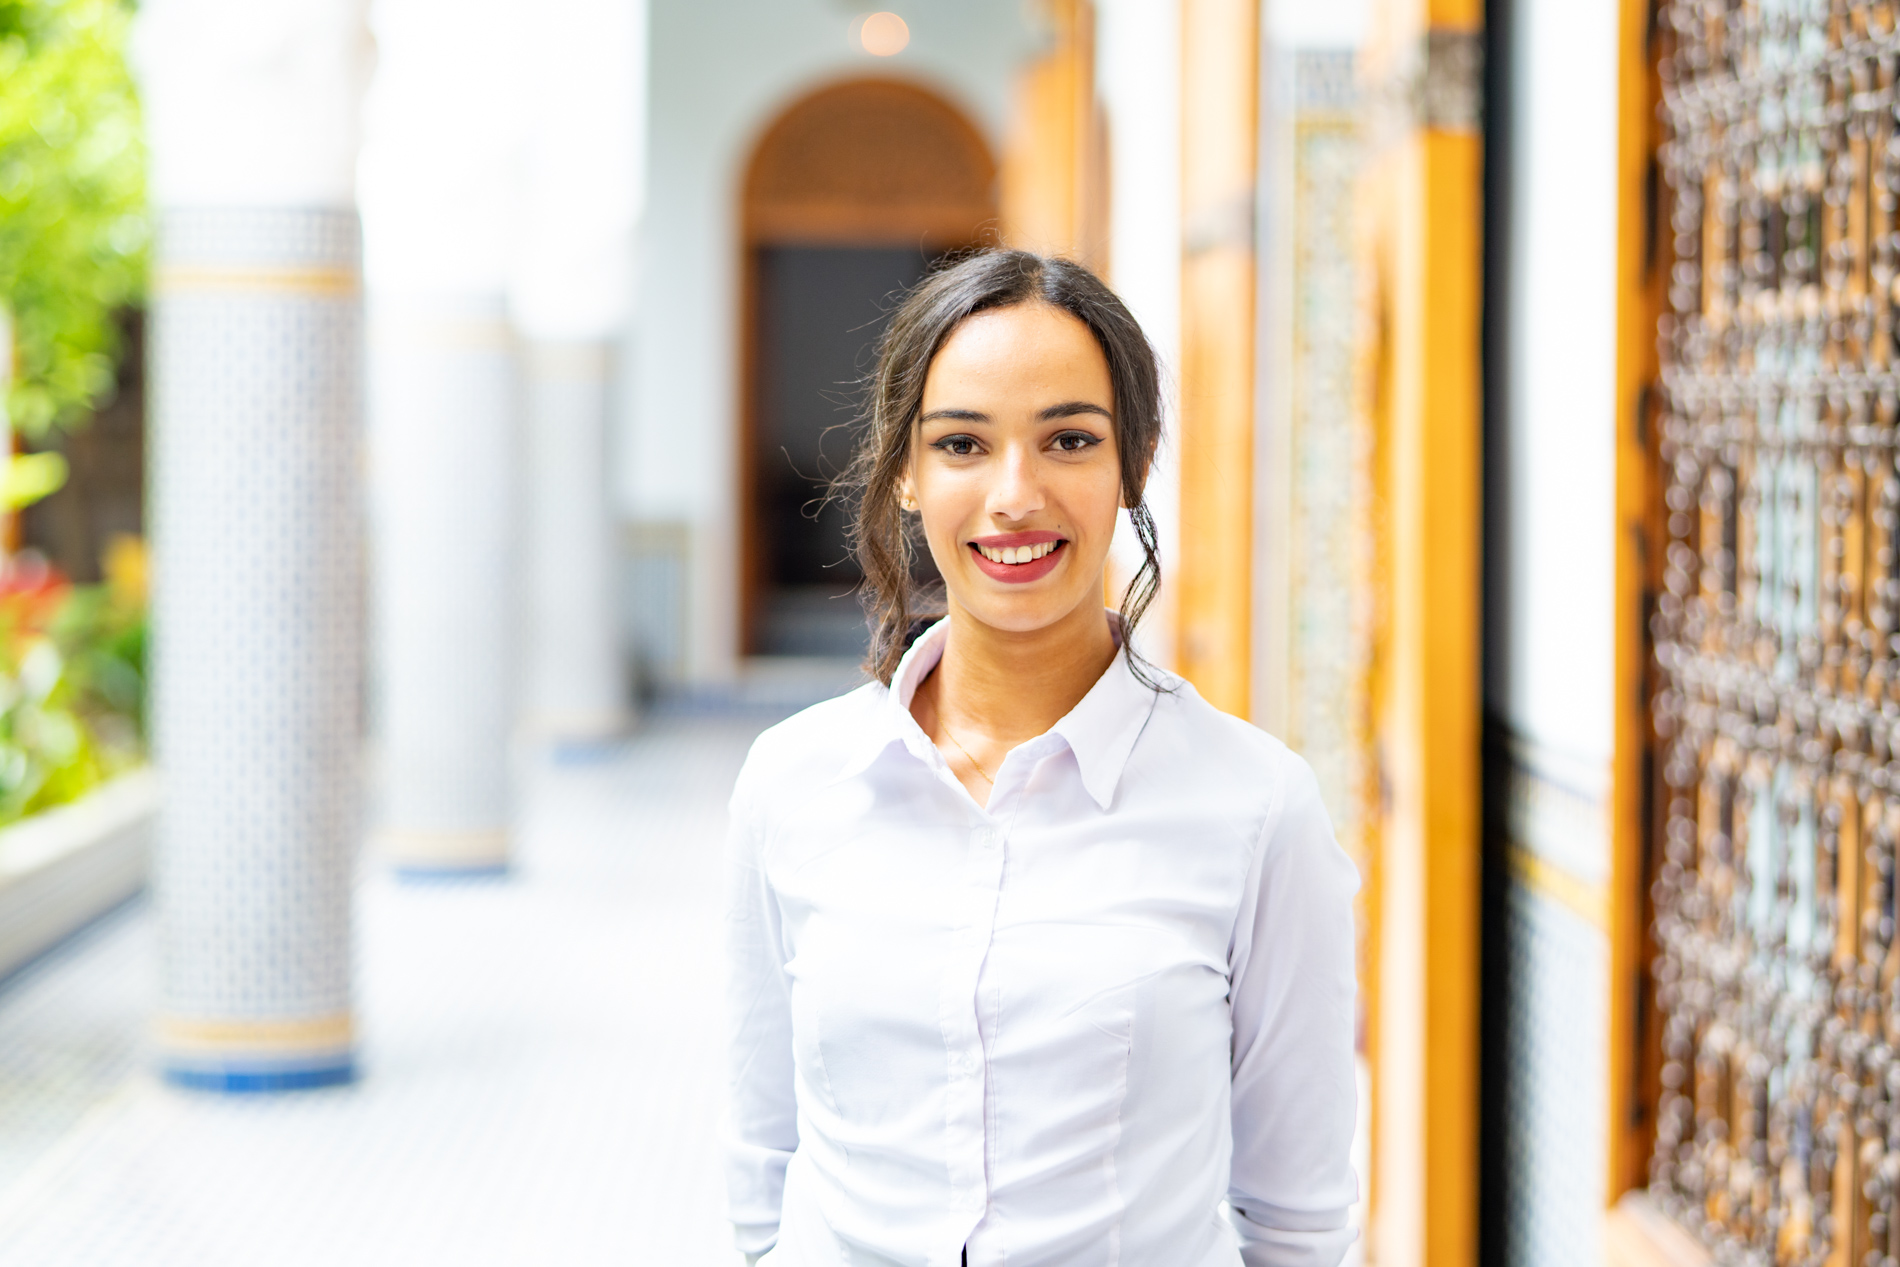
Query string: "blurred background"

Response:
xmin=0 ymin=0 xmax=1802 ymax=1264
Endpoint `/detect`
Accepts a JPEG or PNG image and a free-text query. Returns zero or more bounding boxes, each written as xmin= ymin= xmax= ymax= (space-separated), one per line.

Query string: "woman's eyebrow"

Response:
xmin=1038 ymin=401 xmax=1113 ymax=421
xmin=919 ymin=408 xmax=990 ymax=423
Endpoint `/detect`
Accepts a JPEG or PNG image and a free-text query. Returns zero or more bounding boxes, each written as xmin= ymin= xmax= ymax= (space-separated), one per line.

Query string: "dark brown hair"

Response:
xmin=840 ymin=248 xmax=1166 ymax=687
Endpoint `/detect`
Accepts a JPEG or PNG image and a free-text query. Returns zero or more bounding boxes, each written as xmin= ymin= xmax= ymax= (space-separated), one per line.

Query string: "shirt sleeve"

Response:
xmin=723 ymin=766 xmax=798 ymax=1258
xmin=1227 ymin=754 xmax=1361 ymax=1267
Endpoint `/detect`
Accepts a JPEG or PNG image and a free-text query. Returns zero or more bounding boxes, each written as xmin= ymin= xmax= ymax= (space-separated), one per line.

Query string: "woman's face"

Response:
xmin=903 ymin=302 xmax=1125 ymax=637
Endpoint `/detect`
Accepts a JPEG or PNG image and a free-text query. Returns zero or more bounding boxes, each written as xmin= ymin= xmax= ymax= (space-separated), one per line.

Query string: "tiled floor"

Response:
xmin=0 ymin=714 xmax=771 ymax=1267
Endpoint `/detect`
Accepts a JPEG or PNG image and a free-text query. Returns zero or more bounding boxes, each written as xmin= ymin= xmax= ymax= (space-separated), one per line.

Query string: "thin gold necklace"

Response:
xmin=938 ymin=719 xmax=995 ymax=785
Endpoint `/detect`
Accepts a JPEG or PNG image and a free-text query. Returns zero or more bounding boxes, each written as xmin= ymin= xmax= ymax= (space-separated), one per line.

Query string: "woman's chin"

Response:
xmin=947 ymin=577 xmax=1107 ymax=637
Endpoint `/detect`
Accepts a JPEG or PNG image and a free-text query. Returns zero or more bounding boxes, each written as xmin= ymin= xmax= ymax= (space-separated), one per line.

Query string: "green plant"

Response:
xmin=0 ymin=0 xmax=147 ymax=439
xmin=0 ymin=544 xmax=143 ymax=824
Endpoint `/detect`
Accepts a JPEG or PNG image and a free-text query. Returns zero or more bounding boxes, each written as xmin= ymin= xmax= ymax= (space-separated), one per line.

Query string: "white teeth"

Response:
xmin=977 ymin=542 xmax=1059 ymax=564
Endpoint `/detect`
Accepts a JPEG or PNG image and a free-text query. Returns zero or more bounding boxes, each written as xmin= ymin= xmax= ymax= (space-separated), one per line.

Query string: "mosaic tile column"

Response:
xmin=149 ymin=209 xmax=364 ymax=1091
xmin=523 ymin=341 xmax=628 ymax=744
xmin=368 ymin=298 xmax=517 ymax=875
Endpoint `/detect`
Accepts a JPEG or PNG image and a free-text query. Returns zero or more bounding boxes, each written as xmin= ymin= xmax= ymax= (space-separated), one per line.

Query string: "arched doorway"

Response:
xmin=741 ymin=78 xmax=997 ymax=657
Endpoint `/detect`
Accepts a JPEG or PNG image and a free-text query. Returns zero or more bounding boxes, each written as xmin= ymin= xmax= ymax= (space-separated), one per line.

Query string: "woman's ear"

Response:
xmin=897 ymin=474 xmax=918 ymax=513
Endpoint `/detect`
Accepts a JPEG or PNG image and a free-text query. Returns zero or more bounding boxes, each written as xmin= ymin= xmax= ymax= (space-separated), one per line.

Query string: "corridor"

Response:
xmin=0 ymin=715 xmax=774 ymax=1266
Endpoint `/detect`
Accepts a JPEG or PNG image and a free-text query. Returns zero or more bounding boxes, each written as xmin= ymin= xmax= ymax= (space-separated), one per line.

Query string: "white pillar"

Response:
xmin=521 ymin=342 xmax=626 ymax=741
xmin=136 ymin=0 xmax=371 ymax=1089
xmin=514 ymin=0 xmax=643 ymax=743
xmin=360 ymin=0 xmax=522 ymax=873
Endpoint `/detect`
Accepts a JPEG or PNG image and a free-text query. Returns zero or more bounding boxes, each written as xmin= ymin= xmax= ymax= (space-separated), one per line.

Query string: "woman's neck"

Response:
xmin=909 ymin=597 xmax=1118 ymax=803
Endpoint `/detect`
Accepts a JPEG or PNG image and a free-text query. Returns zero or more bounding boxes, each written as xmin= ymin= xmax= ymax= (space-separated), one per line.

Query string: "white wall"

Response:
xmin=628 ymin=0 xmax=1036 ymax=683
xmin=1265 ymin=0 xmax=1368 ymax=47
xmin=1493 ymin=3 xmax=1620 ymax=1264
xmin=1498 ymin=0 xmax=1619 ymax=777
xmin=1096 ymin=0 xmax=1181 ymax=671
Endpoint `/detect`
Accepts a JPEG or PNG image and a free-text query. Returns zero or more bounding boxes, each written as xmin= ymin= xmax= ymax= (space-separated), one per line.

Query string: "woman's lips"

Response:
xmin=968 ymin=538 xmax=1067 ymax=584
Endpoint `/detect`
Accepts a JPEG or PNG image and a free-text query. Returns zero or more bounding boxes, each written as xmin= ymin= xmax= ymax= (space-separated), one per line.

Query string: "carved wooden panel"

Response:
xmin=1648 ymin=3 xmax=1900 ymax=1263
xmin=744 ymin=78 xmax=996 ymax=247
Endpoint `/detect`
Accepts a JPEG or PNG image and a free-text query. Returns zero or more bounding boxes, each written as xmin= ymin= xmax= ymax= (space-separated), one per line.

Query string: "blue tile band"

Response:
xmin=163 ymin=1063 xmax=356 ymax=1094
xmin=392 ymin=863 xmax=511 ymax=883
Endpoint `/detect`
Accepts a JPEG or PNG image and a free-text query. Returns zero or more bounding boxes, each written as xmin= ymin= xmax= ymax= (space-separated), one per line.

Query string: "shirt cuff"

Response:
xmin=1231 ymin=1203 xmax=1357 ymax=1267
xmin=733 ymin=1221 xmax=778 ymax=1260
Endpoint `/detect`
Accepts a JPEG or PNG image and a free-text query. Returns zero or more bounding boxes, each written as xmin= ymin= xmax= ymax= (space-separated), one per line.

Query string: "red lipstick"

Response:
xmin=967 ymin=531 xmax=1068 ymax=584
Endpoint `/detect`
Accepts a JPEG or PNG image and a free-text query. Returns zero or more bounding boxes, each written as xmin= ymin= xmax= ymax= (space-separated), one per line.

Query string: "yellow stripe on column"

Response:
xmin=153 ymin=265 xmax=361 ymax=296
xmin=155 ymin=1012 xmax=355 ymax=1053
xmin=1506 ymin=844 xmax=1609 ymax=931
xmin=375 ymin=827 xmax=511 ymax=870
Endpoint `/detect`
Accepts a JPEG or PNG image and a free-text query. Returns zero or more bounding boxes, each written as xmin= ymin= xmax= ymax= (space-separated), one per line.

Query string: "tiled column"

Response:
xmin=360 ymin=0 xmax=521 ymax=874
xmin=137 ymin=0 xmax=370 ymax=1090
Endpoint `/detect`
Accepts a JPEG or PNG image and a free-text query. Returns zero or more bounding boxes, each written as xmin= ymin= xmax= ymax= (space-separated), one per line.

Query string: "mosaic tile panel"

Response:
xmin=1285 ymin=51 xmax=1372 ymax=874
xmin=1502 ymin=875 xmax=1609 ymax=1267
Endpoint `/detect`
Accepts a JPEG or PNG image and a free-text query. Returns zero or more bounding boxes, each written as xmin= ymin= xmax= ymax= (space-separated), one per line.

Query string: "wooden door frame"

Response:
xmin=1608 ymin=0 xmax=1665 ymax=1207
xmin=736 ymin=77 xmax=997 ymax=656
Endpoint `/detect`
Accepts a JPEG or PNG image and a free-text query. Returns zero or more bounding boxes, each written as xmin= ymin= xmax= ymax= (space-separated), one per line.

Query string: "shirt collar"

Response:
xmin=835 ymin=612 xmax=1164 ymax=810
xmin=1047 ymin=618 xmax=1163 ymax=810
xmin=831 ymin=616 xmax=953 ymax=784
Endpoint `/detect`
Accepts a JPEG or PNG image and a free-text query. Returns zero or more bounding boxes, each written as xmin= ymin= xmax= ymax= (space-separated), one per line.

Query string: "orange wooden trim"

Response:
xmin=1175 ymin=0 xmax=1258 ymax=720
xmin=1417 ymin=126 xmax=1483 ymax=1267
xmin=1610 ymin=0 xmax=1666 ymax=1204
xmin=999 ymin=0 xmax=1107 ymax=267
xmin=739 ymin=242 xmax=762 ymax=656
xmin=1361 ymin=30 xmax=1484 ymax=1265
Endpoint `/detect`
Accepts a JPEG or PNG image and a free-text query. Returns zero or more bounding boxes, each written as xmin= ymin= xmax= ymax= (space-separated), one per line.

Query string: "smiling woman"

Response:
xmin=722 ymin=249 xmax=1362 ymax=1267
xmin=843 ymin=250 xmax=1163 ymax=692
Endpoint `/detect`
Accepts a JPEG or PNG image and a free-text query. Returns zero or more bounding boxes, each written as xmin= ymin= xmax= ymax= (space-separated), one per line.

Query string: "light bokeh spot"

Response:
xmin=857 ymin=12 xmax=910 ymax=57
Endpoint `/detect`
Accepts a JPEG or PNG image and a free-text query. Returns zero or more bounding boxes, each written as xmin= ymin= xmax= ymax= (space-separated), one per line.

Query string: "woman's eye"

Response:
xmin=933 ymin=436 xmax=980 ymax=457
xmin=1053 ymin=431 xmax=1102 ymax=453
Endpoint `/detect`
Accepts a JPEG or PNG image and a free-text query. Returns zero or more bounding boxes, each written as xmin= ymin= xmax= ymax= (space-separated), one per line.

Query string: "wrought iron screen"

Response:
xmin=1653 ymin=3 xmax=1900 ymax=1262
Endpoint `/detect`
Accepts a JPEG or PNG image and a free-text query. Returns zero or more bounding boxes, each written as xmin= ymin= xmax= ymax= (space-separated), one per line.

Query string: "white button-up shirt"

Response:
xmin=724 ymin=617 xmax=1359 ymax=1267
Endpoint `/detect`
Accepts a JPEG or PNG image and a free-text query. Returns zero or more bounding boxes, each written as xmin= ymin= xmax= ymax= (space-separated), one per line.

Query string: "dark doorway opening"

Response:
xmin=749 ymin=245 xmax=935 ymax=657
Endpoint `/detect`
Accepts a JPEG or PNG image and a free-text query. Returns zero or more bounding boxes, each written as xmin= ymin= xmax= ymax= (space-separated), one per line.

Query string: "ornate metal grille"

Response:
xmin=1652 ymin=3 xmax=1900 ymax=1262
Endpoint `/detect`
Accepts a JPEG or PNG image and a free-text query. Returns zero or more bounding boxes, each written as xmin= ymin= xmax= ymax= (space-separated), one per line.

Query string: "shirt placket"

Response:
xmin=937 ymin=807 xmax=1006 ymax=1257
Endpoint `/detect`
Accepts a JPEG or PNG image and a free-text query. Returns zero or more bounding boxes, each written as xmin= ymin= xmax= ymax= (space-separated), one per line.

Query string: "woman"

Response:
xmin=724 ymin=250 xmax=1358 ymax=1267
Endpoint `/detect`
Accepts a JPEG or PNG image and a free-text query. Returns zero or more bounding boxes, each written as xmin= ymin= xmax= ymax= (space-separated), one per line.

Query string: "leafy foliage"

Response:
xmin=0 ymin=0 xmax=147 ymax=438
xmin=0 ymin=538 xmax=144 ymax=824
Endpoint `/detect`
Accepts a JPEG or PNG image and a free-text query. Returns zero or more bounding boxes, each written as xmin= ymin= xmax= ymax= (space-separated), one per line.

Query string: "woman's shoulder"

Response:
xmin=1135 ymin=674 xmax=1324 ymax=828
xmin=732 ymin=680 xmax=889 ymax=802
xmin=1144 ymin=674 xmax=1306 ymax=773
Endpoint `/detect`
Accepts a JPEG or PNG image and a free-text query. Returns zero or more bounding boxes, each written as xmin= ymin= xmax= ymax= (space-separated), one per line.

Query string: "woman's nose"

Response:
xmin=987 ymin=443 xmax=1045 ymax=521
